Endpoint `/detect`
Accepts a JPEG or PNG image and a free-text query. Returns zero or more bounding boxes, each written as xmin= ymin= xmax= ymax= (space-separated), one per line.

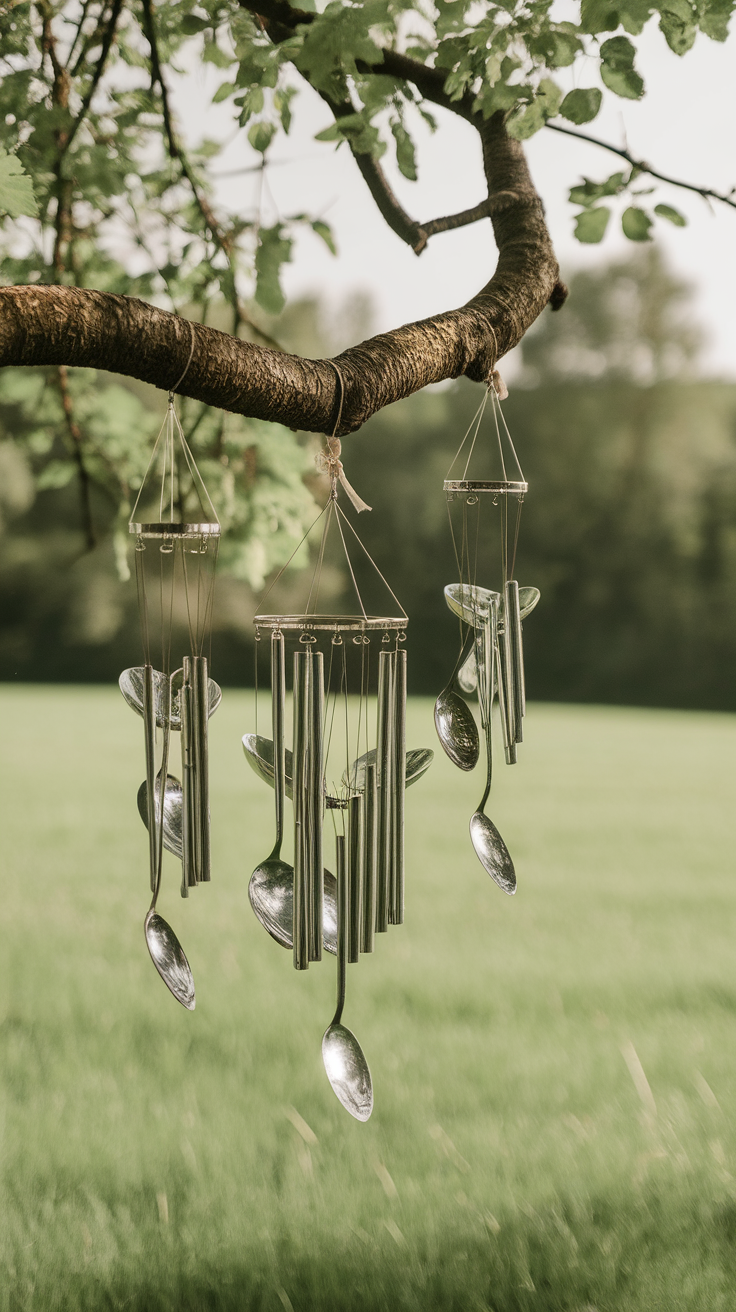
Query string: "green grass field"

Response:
xmin=2 ymin=686 xmax=736 ymax=1312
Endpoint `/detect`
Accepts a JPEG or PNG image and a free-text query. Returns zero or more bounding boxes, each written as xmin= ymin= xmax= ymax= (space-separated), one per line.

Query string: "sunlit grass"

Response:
xmin=2 ymin=686 xmax=736 ymax=1311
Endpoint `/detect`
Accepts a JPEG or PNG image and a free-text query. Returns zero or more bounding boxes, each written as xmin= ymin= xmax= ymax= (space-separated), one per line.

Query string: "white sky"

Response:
xmin=175 ymin=19 xmax=736 ymax=378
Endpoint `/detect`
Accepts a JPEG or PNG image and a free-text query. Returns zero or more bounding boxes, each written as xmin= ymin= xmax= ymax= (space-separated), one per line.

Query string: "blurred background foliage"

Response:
xmin=1 ymin=247 xmax=735 ymax=710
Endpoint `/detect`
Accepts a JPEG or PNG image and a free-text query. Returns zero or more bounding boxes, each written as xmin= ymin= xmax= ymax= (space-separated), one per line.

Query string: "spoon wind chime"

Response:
xmin=242 ymin=395 xmax=433 ymax=1120
xmin=120 ymin=355 xmax=221 ymax=1012
xmin=434 ymin=376 xmax=540 ymax=895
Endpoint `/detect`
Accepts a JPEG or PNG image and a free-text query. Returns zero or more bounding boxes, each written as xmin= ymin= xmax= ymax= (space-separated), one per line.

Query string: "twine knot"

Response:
xmin=316 ymin=436 xmax=372 ymax=514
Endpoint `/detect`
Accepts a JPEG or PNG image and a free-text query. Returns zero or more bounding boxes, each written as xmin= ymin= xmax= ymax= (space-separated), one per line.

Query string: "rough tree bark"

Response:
xmin=0 ymin=3 xmax=566 ymax=437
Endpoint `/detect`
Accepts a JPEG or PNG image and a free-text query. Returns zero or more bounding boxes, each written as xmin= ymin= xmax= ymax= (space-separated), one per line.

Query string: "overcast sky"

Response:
xmin=176 ymin=20 xmax=736 ymax=379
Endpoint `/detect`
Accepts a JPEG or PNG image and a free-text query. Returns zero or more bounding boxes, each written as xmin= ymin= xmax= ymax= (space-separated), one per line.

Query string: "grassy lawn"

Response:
xmin=1 ymin=685 xmax=735 ymax=1311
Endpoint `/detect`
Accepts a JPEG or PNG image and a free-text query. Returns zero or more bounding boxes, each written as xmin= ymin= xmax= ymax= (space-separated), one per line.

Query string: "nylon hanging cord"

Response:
xmin=169 ymin=319 xmax=196 ymax=403
xmin=316 ymin=363 xmax=372 ymax=514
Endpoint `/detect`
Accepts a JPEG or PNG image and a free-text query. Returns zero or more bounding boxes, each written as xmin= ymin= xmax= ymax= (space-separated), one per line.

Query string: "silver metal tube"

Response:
xmin=375 ymin=650 xmax=393 ymax=934
xmin=143 ymin=664 xmax=158 ymax=894
xmin=271 ymin=632 xmax=286 ymax=846
xmin=505 ymin=578 xmax=525 ymax=739
xmin=360 ymin=762 xmax=377 ymax=955
xmin=501 ymin=593 xmax=517 ymax=751
xmin=292 ymin=650 xmax=310 ymax=970
xmin=496 ymin=628 xmax=517 ymax=766
xmin=179 ymin=679 xmax=193 ymax=897
xmin=335 ymin=834 xmax=347 ymax=1023
xmin=307 ymin=649 xmax=324 ymax=962
xmin=348 ymin=793 xmax=363 ymax=963
xmin=389 ymin=648 xmax=407 ymax=926
xmin=194 ymin=655 xmax=211 ymax=881
xmin=188 ymin=655 xmax=202 ymax=882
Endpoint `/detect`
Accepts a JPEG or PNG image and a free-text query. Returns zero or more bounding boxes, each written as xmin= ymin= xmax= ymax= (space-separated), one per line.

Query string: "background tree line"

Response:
xmin=1 ymin=249 xmax=735 ymax=711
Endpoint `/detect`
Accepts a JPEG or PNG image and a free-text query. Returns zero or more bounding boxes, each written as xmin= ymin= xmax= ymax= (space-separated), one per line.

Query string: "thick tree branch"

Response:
xmin=0 ymin=113 xmax=562 ymax=433
xmin=546 ymin=122 xmax=736 ymax=213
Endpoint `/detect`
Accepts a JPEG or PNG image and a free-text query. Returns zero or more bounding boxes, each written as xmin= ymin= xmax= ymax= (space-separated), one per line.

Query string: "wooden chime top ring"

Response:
xmin=129 ymin=522 xmax=222 ymax=539
xmin=443 ymin=480 xmax=527 ymax=496
xmin=255 ymin=614 xmax=407 ymax=633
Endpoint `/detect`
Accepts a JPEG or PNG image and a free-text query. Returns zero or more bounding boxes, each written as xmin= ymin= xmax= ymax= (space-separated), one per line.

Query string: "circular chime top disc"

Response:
xmin=443 ymin=480 xmax=527 ymax=496
xmin=129 ymin=521 xmax=221 ymax=538
xmin=255 ymin=613 xmax=407 ymax=632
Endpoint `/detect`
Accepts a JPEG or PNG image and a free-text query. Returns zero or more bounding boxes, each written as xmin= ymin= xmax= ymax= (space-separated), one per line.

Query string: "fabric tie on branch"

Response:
xmin=316 ymin=436 xmax=372 ymax=514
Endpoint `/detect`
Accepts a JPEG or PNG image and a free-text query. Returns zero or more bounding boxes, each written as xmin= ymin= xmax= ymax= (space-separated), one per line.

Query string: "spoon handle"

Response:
xmin=154 ymin=675 xmax=172 ymax=906
xmin=194 ymin=655 xmax=211 ymax=882
xmin=348 ymin=793 xmax=363 ymax=963
xmin=505 ymin=579 xmax=525 ymax=742
xmin=332 ymin=834 xmax=347 ymax=1027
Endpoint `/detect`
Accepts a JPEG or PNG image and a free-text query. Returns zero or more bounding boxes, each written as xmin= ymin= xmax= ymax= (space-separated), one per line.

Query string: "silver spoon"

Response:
xmin=322 ymin=835 xmax=373 ymax=1121
xmin=137 ymin=771 xmax=183 ymax=858
xmin=342 ymin=746 xmax=434 ymax=792
xmin=434 ymin=681 xmax=479 ymax=771
xmin=142 ymin=666 xmax=196 ymax=1009
xmin=468 ymin=606 xmax=516 ymax=895
xmin=121 ymin=666 xmax=222 ymax=730
xmin=444 ymin=583 xmax=540 ymax=631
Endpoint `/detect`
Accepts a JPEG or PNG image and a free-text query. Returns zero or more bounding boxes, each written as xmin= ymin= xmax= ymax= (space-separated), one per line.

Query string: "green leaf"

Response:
xmin=659 ymin=13 xmax=697 ymax=53
xmin=180 ymin=15 xmax=210 ymax=35
xmin=248 ymin=121 xmax=277 ymax=155
xmin=569 ymin=172 xmax=626 ymax=207
xmin=600 ymin=34 xmax=637 ymax=65
xmin=580 ymin=0 xmax=620 ymax=32
xmin=559 ymin=88 xmax=603 ymax=124
xmin=617 ymin=0 xmax=654 ymax=34
xmin=0 ymin=147 xmax=38 ymax=219
xmin=654 ymin=202 xmax=687 ymax=226
xmin=699 ymin=0 xmax=733 ymax=40
xmin=621 ymin=206 xmax=653 ymax=240
xmin=255 ymin=224 xmax=293 ymax=315
xmin=391 ymin=121 xmax=417 ymax=181
xmin=574 ymin=207 xmax=611 ymax=242
xmin=601 ymin=63 xmax=645 ymax=98
xmin=311 ymin=219 xmax=337 ymax=255
xmin=212 ymin=81 xmax=236 ymax=104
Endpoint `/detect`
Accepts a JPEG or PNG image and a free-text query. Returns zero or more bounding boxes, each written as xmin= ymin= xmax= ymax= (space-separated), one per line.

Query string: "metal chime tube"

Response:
xmin=505 ymin=579 xmax=525 ymax=742
xmin=389 ymin=648 xmax=407 ymax=926
xmin=194 ymin=654 xmax=211 ymax=881
xmin=292 ymin=650 xmax=310 ymax=970
xmin=271 ymin=631 xmax=286 ymax=847
xmin=375 ymin=649 xmax=394 ymax=934
xmin=495 ymin=616 xmax=514 ymax=766
xmin=143 ymin=664 xmax=158 ymax=894
xmin=335 ymin=833 xmax=348 ymax=977
xmin=307 ymin=650 xmax=324 ymax=962
xmin=348 ymin=793 xmax=363 ymax=963
xmin=360 ymin=762 xmax=377 ymax=955
xmin=179 ymin=678 xmax=193 ymax=896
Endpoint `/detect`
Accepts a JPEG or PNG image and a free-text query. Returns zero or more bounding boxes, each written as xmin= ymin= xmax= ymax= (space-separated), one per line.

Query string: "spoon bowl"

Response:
xmin=322 ymin=1022 xmax=373 ymax=1121
xmin=144 ymin=908 xmax=196 ymax=1009
xmin=242 ymin=734 xmax=294 ymax=799
xmin=434 ymin=688 xmax=479 ymax=770
xmin=469 ymin=812 xmax=516 ymax=895
xmin=121 ymin=666 xmax=222 ymax=730
xmin=137 ymin=772 xmax=183 ymax=858
xmin=342 ymin=746 xmax=434 ymax=792
xmin=444 ymin=583 xmax=540 ymax=631
xmin=248 ymin=859 xmax=338 ymax=953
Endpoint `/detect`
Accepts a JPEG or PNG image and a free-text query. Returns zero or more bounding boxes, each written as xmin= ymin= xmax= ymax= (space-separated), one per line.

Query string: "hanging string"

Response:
xmin=316 ymin=363 xmax=372 ymax=514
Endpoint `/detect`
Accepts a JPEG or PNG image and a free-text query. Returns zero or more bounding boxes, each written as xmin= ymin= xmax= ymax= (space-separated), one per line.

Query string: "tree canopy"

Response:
xmin=0 ymin=0 xmax=734 ymax=572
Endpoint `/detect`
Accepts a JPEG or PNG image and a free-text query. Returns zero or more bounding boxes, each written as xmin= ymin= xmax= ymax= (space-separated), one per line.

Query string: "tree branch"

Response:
xmin=62 ymin=0 xmax=124 ymax=159
xmin=546 ymin=121 xmax=736 ymax=213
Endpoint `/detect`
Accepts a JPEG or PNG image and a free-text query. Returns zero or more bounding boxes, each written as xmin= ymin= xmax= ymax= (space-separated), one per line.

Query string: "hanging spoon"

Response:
xmin=137 ymin=771 xmax=183 ymax=858
xmin=142 ymin=666 xmax=196 ymax=1009
xmin=247 ymin=643 xmax=337 ymax=954
xmin=322 ymin=835 xmax=373 ymax=1121
xmin=341 ymin=746 xmax=434 ymax=793
xmin=468 ymin=604 xmax=516 ymax=895
xmin=434 ymin=679 xmax=479 ymax=771
xmin=121 ymin=666 xmax=222 ymax=730
xmin=444 ymin=583 xmax=540 ymax=631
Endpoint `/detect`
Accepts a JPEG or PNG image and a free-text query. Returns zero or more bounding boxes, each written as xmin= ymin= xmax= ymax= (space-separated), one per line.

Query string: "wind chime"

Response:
xmin=119 ymin=349 xmax=221 ymax=1011
xmin=434 ymin=376 xmax=540 ymax=895
xmin=242 ymin=389 xmax=433 ymax=1120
